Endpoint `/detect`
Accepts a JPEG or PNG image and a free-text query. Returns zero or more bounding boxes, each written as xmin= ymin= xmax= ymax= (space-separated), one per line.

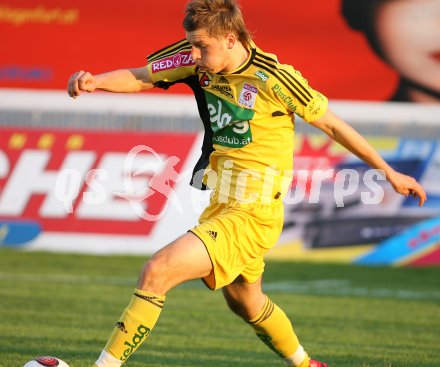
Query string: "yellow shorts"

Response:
xmin=190 ymin=196 xmax=284 ymax=290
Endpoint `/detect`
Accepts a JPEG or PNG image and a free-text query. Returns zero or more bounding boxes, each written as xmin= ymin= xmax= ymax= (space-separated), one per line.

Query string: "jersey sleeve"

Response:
xmin=146 ymin=39 xmax=197 ymax=87
xmin=275 ymin=64 xmax=328 ymax=122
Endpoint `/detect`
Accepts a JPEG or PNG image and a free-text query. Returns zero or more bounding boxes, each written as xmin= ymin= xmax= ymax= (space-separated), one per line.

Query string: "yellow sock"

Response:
xmin=94 ymin=289 xmax=165 ymax=367
xmin=247 ymin=297 xmax=309 ymax=367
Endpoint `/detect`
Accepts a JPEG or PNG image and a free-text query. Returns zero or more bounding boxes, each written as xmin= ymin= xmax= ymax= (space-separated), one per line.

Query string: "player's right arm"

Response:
xmin=67 ymin=67 xmax=153 ymax=99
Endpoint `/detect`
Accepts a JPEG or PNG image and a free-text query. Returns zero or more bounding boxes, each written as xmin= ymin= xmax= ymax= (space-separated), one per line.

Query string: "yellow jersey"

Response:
xmin=147 ymin=39 xmax=328 ymax=203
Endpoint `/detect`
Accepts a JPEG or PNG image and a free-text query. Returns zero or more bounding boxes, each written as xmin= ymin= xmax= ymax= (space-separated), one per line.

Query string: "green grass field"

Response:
xmin=0 ymin=248 xmax=439 ymax=367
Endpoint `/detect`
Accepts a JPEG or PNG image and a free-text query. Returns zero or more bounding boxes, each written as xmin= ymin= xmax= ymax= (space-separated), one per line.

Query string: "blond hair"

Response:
xmin=183 ymin=0 xmax=252 ymax=48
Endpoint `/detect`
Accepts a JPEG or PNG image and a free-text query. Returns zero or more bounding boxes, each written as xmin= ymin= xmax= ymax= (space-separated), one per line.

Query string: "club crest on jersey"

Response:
xmin=199 ymin=72 xmax=211 ymax=87
xmin=239 ymin=83 xmax=258 ymax=108
xmin=151 ymin=51 xmax=195 ymax=73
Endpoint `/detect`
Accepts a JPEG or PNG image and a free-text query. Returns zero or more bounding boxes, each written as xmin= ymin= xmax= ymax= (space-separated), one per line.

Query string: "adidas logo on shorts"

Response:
xmin=207 ymin=230 xmax=218 ymax=241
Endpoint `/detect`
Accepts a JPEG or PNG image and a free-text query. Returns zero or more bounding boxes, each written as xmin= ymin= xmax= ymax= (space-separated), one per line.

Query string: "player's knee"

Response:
xmin=224 ymin=288 xmax=268 ymax=321
xmin=224 ymin=294 xmax=255 ymax=320
xmin=137 ymin=256 xmax=168 ymax=294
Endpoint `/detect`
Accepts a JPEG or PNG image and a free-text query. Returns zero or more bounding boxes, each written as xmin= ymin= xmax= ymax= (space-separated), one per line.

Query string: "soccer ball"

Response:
xmin=23 ymin=356 xmax=70 ymax=367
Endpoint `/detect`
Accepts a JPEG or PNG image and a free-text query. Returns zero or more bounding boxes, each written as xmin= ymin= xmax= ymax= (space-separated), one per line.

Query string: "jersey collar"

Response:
xmin=219 ymin=46 xmax=256 ymax=75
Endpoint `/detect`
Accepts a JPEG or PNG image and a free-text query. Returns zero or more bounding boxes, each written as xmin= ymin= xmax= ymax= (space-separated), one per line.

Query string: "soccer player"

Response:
xmin=67 ymin=1 xmax=426 ymax=366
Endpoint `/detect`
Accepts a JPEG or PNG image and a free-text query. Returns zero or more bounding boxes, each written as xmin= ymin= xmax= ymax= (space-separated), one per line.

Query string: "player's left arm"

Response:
xmin=309 ymin=108 xmax=427 ymax=206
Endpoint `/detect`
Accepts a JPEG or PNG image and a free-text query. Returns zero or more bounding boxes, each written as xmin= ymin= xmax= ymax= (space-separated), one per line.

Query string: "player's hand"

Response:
xmin=67 ymin=70 xmax=97 ymax=99
xmin=387 ymin=170 xmax=427 ymax=207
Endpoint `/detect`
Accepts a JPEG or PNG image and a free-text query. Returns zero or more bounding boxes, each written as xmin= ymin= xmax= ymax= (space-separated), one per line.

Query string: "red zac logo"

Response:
xmin=0 ymin=128 xmax=197 ymax=236
xmin=34 ymin=357 xmax=59 ymax=366
xmin=172 ymin=53 xmax=182 ymax=67
xmin=151 ymin=51 xmax=195 ymax=73
xmin=199 ymin=72 xmax=210 ymax=87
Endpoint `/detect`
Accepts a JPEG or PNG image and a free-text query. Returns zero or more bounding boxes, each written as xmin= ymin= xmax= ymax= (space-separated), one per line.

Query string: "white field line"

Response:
xmin=0 ymin=272 xmax=136 ymax=286
xmin=263 ymin=280 xmax=440 ymax=300
xmin=1 ymin=273 xmax=439 ymax=300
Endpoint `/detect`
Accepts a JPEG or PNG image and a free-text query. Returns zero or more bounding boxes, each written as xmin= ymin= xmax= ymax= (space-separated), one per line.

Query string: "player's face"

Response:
xmin=374 ymin=0 xmax=440 ymax=95
xmin=186 ymin=29 xmax=233 ymax=74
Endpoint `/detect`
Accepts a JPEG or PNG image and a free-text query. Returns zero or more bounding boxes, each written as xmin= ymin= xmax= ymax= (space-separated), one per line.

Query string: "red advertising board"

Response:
xmin=0 ymin=128 xmax=197 ymax=236
xmin=2 ymin=0 xmax=431 ymax=101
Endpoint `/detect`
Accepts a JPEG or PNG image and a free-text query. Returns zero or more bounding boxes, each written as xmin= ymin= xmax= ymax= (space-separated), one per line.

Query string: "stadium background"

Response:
xmin=0 ymin=0 xmax=439 ymax=266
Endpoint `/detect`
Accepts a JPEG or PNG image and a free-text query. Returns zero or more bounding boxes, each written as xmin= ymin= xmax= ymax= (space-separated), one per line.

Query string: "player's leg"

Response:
xmin=137 ymin=231 xmax=212 ymax=294
xmin=94 ymin=232 xmax=212 ymax=367
xmin=222 ymin=276 xmax=326 ymax=367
